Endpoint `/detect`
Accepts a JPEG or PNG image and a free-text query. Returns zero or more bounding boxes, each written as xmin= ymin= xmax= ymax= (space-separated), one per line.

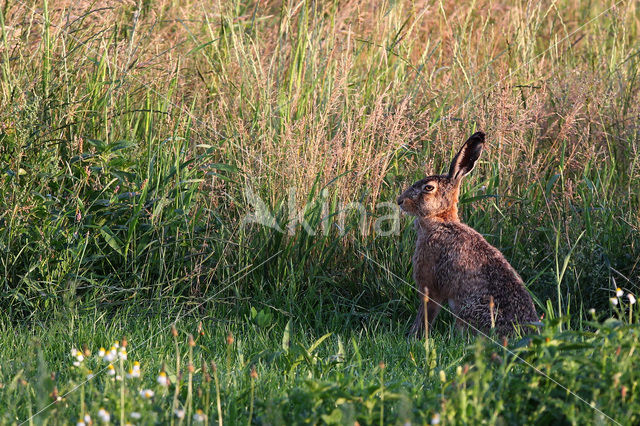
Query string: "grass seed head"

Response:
xmin=423 ymin=287 xmax=429 ymax=303
xmin=202 ymin=360 xmax=210 ymax=382
xmin=613 ymin=372 xmax=622 ymax=387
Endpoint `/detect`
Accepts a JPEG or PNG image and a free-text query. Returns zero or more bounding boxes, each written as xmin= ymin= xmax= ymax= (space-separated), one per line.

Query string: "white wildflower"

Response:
xmin=103 ymin=347 xmax=117 ymax=363
xmin=616 ymin=288 xmax=624 ymax=297
xmin=174 ymin=409 xmax=185 ymax=419
xmin=431 ymin=413 xmax=441 ymax=425
xmin=98 ymin=347 xmax=106 ymax=357
xmin=139 ymin=389 xmax=154 ymax=399
xmin=157 ymin=371 xmax=168 ymax=386
xmin=193 ymin=410 xmax=206 ymax=423
xmin=97 ymin=408 xmax=110 ymax=423
xmin=628 ymin=294 xmax=636 ymax=305
xmin=71 ymin=348 xmax=85 ymax=366
xmin=127 ymin=362 xmax=141 ymax=379
xmin=107 ymin=365 xmax=115 ymax=376
xmin=610 ymin=297 xmax=619 ymax=306
xmin=130 ymin=412 xmax=141 ymax=419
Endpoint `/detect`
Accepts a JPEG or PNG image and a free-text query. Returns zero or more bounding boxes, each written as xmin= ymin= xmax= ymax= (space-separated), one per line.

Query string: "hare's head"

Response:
xmin=397 ymin=132 xmax=484 ymax=221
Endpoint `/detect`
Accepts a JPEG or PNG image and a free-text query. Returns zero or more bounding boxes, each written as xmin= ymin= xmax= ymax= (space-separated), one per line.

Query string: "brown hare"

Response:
xmin=397 ymin=132 xmax=538 ymax=337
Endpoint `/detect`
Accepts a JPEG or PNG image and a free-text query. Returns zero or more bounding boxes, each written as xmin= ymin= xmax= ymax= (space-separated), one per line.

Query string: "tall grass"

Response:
xmin=0 ymin=0 xmax=638 ymax=327
xmin=1 ymin=1 xmax=640 ymax=423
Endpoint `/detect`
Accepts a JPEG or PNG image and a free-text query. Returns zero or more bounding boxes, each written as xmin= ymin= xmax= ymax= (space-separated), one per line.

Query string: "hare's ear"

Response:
xmin=448 ymin=131 xmax=485 ymax=181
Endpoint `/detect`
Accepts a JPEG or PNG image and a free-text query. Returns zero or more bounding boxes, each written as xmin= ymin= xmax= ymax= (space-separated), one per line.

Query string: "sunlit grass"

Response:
xmin=1 ymin=0 xmax=639 ymax=423
xmin=1 ymin=306 xmax=639 ymax=424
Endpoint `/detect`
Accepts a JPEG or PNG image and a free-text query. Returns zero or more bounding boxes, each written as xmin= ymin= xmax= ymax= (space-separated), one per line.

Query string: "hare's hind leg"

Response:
xmin=408 ymin=297 xmax=443 ymax=338
xmin=408 ymin=303 xmax=424 ymax=337
xmin=455 ymin=298 xmax=491 ymax=336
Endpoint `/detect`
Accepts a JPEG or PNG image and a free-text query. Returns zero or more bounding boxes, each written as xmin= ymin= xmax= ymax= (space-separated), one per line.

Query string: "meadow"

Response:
xmin=1 ymin=0 xmax=639 ymax=424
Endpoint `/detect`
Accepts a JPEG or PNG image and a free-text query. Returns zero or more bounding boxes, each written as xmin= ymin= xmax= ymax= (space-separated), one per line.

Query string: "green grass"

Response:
xmin=1 ymin=0 xmax=640 ymax=424
xmin=2 ymin=310 xmax=640 ymax=424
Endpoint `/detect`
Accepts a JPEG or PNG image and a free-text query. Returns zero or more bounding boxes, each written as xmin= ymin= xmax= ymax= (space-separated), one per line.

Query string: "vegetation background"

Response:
xmin=1 ymin=0 xmax=639 ymax=424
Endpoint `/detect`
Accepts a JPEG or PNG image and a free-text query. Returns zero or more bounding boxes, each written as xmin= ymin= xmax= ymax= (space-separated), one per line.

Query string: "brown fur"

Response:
xmin=398 ymin=132 xmax=538 ymax=337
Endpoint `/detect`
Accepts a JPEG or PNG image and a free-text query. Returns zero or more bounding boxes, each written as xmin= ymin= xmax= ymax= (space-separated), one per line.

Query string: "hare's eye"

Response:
xmin=422 ymin=184 xmax=435 ymax=192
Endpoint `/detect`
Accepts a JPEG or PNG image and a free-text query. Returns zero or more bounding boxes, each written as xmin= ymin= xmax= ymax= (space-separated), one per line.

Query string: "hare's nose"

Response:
xmin=397 ymin=197 xmax=404 ymax=205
